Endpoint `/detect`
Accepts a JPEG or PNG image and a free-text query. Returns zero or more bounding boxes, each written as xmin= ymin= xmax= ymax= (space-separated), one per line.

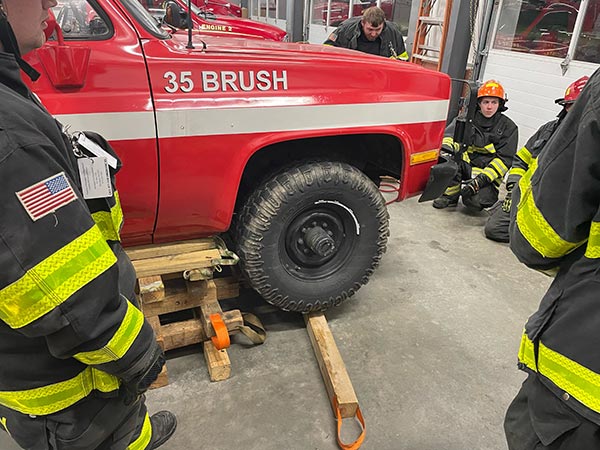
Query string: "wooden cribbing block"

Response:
xmin=146 ymin=315 xmax=164 ymax=350
xmin=203 ymin=341 xmax=231 ymax=381
xmin=160 ymin=310 xmax=243 ymax=351
xmin=138 ymin=276 xmax=165 ymax=304
xmin=126 ymin=239 xmax=218 ymax=260
xmin=129 ymin=249 xmax=222 ymax=278
xmin=305 ymin=312 xmax=358 ymax=418
xmin=146 ymin=315 xmax=169 ymax=389
xmin=186 ymin=279 xmax=234 ymax=381
xmin=187 ymin=280 xmax=221 ymax=334
xmin=141 ymin=277 xmax=238 ymax=317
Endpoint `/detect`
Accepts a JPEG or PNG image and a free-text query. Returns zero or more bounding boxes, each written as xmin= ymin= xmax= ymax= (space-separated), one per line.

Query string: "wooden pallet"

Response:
xmin=126 ymin=238 xmax=244 ymax=386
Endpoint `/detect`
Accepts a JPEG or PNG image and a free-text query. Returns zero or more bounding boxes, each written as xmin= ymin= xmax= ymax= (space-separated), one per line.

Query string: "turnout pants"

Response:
xmin=505 ymin=374 xmax=600 ymax=450
xmin=484 ymin=201 xmax=510 ymax=243
xmin=442 ymin=160 xmax=499 ymax=209
xmin=0 ymin=394 xmax=151 ymax=450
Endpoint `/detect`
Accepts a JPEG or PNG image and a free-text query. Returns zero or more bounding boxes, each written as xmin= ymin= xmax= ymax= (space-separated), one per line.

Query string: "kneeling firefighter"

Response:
xmin=484 ymin=75 xmax=589 ymax=243
xmin=432 ymin=80 xmax=518 ymax=211
xmin=0 ymin=1 xmax=175 ymax=449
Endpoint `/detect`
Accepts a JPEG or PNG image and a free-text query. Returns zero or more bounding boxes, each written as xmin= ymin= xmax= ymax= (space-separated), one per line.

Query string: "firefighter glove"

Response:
xmin=461 ymin=174 xmax=490 ymax=199
xmin=502 ymin=189 xmax=512 ymax=213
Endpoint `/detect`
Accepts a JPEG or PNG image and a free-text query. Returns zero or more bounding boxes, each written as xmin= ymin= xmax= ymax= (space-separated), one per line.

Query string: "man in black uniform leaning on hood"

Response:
xmin=0 ymin=0 xmax=176 ymax=449
xmin=324 ymin=6 xmax=408 ymax=60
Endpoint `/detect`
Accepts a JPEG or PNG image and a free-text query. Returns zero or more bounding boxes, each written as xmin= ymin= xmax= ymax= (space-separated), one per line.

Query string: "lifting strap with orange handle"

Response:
xmin=209 ymin=313 xmax=230 ymax=350
xmin=334 ymin=397 xmax=366 ymax=450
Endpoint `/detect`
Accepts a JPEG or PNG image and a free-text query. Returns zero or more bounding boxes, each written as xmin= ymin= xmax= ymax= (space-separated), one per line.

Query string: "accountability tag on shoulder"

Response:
xmin=76 ymin=133 xmax=118 ymax=169
xmin=78 ymin=157 xmax=113 ymax=199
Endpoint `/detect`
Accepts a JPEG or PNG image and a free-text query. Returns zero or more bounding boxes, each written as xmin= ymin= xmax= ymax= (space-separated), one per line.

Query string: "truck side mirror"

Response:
xmin=164 ymin=1 xmax=189 ymax=29
xmin=36 ymin=16 xmax=91 ymax=89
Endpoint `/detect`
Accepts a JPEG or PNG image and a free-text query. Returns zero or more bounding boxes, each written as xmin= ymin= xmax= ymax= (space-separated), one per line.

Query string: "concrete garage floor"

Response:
xmin=0 ymin=195 xmax=552 ymax=450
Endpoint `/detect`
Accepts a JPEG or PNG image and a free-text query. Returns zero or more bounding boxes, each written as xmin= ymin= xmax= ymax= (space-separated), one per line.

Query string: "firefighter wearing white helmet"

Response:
xmin=432 ymin=80 xmax=519 ymax=211
xmin=0 ymin=1 xmax=176 ymax=448
xmin=485 ymin=76 xmax=590 ymax=243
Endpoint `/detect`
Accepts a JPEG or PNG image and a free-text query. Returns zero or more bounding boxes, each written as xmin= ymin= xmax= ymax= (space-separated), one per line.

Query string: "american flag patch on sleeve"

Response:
xmin=16 ymin=172 xmax=77 ymax=221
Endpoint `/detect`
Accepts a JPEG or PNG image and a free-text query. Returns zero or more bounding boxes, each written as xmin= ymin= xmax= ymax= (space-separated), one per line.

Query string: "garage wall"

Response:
xmin=483 ymin=50 xmax=598 ymax=147
xmin=480 ymin=0 xmax=600 ymax=147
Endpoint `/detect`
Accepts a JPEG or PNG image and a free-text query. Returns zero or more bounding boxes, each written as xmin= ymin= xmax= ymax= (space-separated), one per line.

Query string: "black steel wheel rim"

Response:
xmin=281 ymin=202 xmax=359 ymax=280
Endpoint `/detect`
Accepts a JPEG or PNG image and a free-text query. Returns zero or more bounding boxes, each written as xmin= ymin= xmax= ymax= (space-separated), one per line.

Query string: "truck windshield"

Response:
xmin=188 ymin=2 xmax=216 ymax=20
xmin=118 ymin=0 xmax=170 ymax=38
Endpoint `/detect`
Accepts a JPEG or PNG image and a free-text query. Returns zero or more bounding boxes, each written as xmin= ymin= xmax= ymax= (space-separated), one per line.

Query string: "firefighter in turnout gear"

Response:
xmin=484 ymin=76 xmax=589 ymax=243
xmin=0 ymin=1 xmax=176 ymax=449
xmin=432 ymin=80 xmax=518 ymax=211
xmin=323 ymin=6 xmax=408 ymax=60
xmin=504 ymin=67 xmax=600 ymax=449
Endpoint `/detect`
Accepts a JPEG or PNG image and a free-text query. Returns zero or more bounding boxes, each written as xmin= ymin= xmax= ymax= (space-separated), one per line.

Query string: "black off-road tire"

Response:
xmin=234 ymin=161 xmax=389 ymax=313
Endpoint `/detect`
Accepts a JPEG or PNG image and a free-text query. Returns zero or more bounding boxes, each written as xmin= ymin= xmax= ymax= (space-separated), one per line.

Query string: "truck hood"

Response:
xmin=171 ymin=33 xmax=431 ymax=68
xmin=192 ymin=15 xmax=287 ymax=41
xmin=166 ymin=34 xmax=450 ymax=100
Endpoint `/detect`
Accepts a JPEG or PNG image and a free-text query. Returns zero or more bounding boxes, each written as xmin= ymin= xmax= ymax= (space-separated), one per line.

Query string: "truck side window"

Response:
xmin=52 ymin=0 xmax=111 ymax=40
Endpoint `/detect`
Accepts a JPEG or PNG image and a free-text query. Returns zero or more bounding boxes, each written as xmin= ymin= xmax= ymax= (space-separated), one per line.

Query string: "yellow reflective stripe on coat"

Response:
xmin=585 ymin=222 xmax=600 ymax=258
xmin=515 ymin=159 xmax=584 ymax=258
xmin=515 ymin=146 xmax=532 ymax=166
xmin=490 ymin=158 xmax=508 ymax=177
xmin=442 ymin=137 xmax=459 ymax=152
xmin=518 ymin=332 xmax=536 ymax=371
xmin=509 ymin=167 xmax=527 ymax=178
xmin=481 ymin=167 xmax=498 ymax=182
xmin=92 ymin=191 xmax=124 ymax=242
xmin=444 ymin=184 xmax=460 ymax=195
xmin=127 ymin=413 xmax=152 ymax=450
xmin=468 ymin=144 xmax=496 ymax=155
xmin=484 ymin=143 xmax=496 ymax=153
xmin=0 ymin=226 xmax=117 ymax=329
xmin=0 ymin=367 xmax=119 ymax=416
xmin=74 ymin=300 xmax=144 ymax=365
xmin=538 ymin=341 xmax=600 ymax=414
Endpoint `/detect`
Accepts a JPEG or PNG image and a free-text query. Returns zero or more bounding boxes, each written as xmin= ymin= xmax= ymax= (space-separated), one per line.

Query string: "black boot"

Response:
xmin=150 ymin=411 xmax=177 ymax=449
xmin=432 ymin=194 xmax=459 ymax=209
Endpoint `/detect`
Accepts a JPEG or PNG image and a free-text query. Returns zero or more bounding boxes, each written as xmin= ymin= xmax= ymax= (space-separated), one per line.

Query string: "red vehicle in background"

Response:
xmin=312 ymin=0 xmax=393 ymax=26
xmin=193 ymin=0 xmax=242 ymax=17
xmin=161 ymin=0 xmax=287 ymax=40
xmin=28 ymin=0 xmax=450 ymax=313
xmin=141 ymin=0 xmax=242 ymax=17
xmin=494 ymin=0 xmax=599 ymax=59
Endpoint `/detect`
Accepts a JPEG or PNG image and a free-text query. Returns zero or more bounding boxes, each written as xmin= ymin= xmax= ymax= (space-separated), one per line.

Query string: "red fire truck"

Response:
xmin=26 ymin=0 xmax=451 ymax=312
xmin=160 ymin=0 xmax=287 ymax=41
xmin=192 ymin=0 xmax=242 ymax=17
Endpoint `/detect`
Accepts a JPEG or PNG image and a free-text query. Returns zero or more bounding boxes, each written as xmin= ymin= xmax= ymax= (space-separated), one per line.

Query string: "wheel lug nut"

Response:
xmin=327 ymin=230 xmax=333 ymax=236
xmin=312 ymin=221 xmax=317 ymax=227
xmin=322 ymin=223 xmax=328 ymax=228
xmin=297 ymin=238 xmax=304 ymax=245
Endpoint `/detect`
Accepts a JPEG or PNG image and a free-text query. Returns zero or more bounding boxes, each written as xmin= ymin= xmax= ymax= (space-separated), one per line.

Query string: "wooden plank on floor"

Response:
xmin=305 ymin=312 xmax=358 ymax=418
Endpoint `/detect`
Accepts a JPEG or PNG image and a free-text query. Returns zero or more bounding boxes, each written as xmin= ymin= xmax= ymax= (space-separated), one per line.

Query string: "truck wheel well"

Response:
xmin=235 ymin=133 xmax=402 ymax=213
